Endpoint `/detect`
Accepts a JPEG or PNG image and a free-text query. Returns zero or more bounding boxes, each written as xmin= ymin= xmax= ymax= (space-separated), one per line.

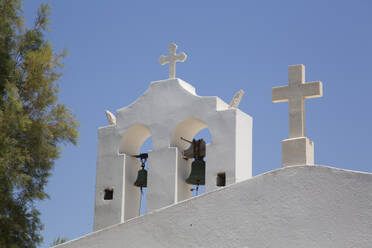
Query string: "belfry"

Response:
xmin=93 ymin=43 xmax=252 ymax=231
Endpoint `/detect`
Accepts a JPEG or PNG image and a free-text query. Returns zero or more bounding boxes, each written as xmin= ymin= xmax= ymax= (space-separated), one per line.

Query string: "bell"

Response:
xmin=134 ymin=167 xmax=147 ymax=188
xmin=185 ymin=159 xmax=205 ymax=185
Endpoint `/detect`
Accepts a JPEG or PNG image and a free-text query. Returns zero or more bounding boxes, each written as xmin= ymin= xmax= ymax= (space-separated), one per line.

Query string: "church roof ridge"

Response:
xmin=55 ymin=165 xmax=372 ymax=248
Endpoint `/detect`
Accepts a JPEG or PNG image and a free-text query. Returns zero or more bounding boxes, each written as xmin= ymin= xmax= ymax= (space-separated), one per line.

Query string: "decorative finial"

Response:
xmin=105 ymin=110 xmax=116 ymax=125
xmin=229 ymin=90 xmax=245 ymax=109
xmin=159 ymin=43 xmax=187 ymax=79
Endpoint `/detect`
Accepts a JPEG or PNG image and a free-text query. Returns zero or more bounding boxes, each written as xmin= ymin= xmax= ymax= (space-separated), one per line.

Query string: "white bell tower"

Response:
xmin=93 ymin=43 xmax=253 ymax=231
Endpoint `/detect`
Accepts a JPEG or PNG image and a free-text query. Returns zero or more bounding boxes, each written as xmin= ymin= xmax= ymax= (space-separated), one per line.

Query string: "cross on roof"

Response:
xmin=272 ymin=64 xmax=323 ymax=138
xmin=159 ymin=43 xmax=187 ymax=79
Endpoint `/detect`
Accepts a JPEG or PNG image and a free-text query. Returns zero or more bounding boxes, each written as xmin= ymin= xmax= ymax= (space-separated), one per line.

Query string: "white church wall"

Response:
xmin=93 ymin=126 xmax=125 ymax=231
xmin=204 ymin=110 xmax=238 ymax=190
xmin=122 ymin=155 xmax=141 ymax=221
xmin=147 ymin=147 xmax=177 ymax=212
xmin=58 ymin=166 xmax=372 ymax=248
xmin=175 ymin=148 xmax=192 ymax=202
xmin=235 ymin=109 xmax=253 ymax=182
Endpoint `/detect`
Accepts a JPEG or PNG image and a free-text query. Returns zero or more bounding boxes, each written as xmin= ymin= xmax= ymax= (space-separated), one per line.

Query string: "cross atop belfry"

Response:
xmin=159 ymin=43 xmax=187 ymax=79
xmin=272 ymin=64 xmax=323 ymax=167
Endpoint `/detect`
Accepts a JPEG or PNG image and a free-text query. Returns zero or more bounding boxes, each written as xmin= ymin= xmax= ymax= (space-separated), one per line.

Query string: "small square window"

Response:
xmin=216 ymin=172 xmax=226 ymax=187
xmin=104 ymin=189 xmax=113 ymax=200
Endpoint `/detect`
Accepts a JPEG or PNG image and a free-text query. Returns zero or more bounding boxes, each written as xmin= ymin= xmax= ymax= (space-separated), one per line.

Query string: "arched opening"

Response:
xmin=119 ymin=124 xmax=151 ymax=155
xmin=171 ymin=118 xmax=208 ymax=150
xmin=171 ymin=118 xmax=211 ymax=201
xmin=119 ymin=124 xmax=152 ymax=219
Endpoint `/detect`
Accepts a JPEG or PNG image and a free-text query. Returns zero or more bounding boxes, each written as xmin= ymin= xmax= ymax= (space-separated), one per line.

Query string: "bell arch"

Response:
xmin=171 ymin=117 xmax=211 ymax=202
xmin=119 ymin=124 xmax=152 ymax=220
xmin=119 ymin=124 xmax=151 ymax=155
xmin=171 ymin=117 xmax=208 ymax=150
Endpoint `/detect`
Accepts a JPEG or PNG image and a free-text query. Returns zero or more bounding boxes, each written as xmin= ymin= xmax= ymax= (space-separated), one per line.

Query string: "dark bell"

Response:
xmin=134 ymin=167 xmax=147 ymax=188
xmin=185 ymin=159 xmax=205 ymax=185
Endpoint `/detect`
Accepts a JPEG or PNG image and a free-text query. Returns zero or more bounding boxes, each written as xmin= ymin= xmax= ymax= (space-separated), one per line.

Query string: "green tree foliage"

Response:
xmin=50 ymin=237 xmax=68 ymax=247
xmin=0 ymin=1 xmax=78 ymax=247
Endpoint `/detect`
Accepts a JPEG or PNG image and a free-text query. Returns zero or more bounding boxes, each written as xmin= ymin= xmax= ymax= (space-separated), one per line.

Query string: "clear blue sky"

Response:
xmin=23 ymin=1 xmax=372 ymax=247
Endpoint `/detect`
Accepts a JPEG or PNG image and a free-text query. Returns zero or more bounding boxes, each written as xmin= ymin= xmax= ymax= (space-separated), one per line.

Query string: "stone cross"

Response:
xmin=159 ymin=43 xmax=187 ymax=79
xmin=272 ymin=64 xmax=323 ymax=138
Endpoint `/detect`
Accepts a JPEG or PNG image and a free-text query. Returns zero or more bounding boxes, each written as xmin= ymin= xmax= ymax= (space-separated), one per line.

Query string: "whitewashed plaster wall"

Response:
xmin=57 ymin=166 xmax=372 ymax=248
xmin=94 ymin=78 xmax=252 ymax=231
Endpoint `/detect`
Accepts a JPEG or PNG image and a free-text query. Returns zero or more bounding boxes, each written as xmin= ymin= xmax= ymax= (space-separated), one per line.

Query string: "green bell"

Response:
xmin=134 ymin=167 xmax=147 ymax=188
xmin=185 ymin=159 xmax=205 ymax=185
